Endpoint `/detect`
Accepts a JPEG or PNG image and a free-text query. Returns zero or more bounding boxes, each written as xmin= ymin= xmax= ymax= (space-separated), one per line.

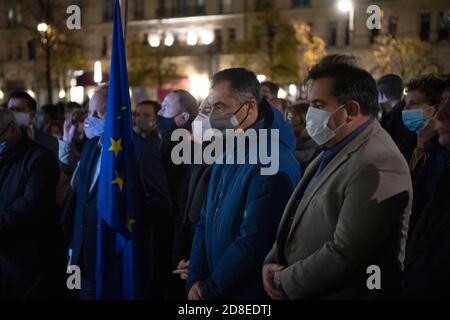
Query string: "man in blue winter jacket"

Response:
xmin=187 ymin=68 xmax=301 ymax=300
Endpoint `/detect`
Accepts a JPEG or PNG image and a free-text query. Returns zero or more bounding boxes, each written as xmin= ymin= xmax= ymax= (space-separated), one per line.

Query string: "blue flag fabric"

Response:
xmin=96 ymin=0 xmax=141 ymax=299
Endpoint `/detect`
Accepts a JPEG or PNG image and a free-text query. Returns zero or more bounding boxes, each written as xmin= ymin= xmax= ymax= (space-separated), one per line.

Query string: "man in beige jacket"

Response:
xmin=263 ymin=59 xmax=412 ymax=300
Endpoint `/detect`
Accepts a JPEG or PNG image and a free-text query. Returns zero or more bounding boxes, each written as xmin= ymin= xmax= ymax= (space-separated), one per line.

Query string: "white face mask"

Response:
xmin=12 ymin=112 xmax=31 ymax=127
xmin=192 ymin=113 xmax=212 ymax=143
xmin=306 ymin=104 xmax=347 ymax=146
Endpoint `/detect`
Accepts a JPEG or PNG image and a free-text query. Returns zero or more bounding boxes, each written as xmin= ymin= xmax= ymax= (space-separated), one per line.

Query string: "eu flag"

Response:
xmin=96 ymin=0 xmax=142 ymax=299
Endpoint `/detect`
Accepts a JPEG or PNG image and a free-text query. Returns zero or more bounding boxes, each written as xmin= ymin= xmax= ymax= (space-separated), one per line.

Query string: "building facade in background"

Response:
xmin=0 ymin=0 xmax=449 ymax=105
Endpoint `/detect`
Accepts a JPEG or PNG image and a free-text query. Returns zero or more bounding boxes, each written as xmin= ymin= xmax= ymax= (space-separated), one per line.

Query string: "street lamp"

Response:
xmin=337 ymin=0 xmax=354 ymax=46
xmin=148 ymin=34 xmax=161 ymax=48
xmin=37 ymin=22 xmax=53 ymax=104
xmin=199 ymin=30 xmax=215 ymax=45
xmin=187 ymin=31 xmax=198 ymax=46
xmin=94 ymin=60 xmax=103 ymax=84
xmin=37 ymin=22 xmax=49 ymax=33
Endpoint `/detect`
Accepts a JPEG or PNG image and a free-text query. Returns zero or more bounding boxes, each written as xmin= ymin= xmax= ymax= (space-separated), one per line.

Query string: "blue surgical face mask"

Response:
xmin=402 ymin=107 xmax=434 ymax=133
xmin=86 ymin=115 xmax=105 ymax=138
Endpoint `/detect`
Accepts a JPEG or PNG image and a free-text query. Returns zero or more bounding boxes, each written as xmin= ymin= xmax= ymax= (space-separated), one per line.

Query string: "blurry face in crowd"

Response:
xmin=405 ymin=89 xmax=438 ymax=132
xmin=437 ymin=87 xmax=450 ymax=149
xmin=208 ymin=80 xmax=258 ymax=130
xmin=158 ymin=92 xmax=189 ymax=127
xmin=8 ymin=98 xmax=35 ymax=126
xmin=261 ymin=85 xmax=276 ymax=101
xmin=288 ymin=106 xmax=307 ymax=137
xmin=137 ymin=104 xmax=157 ymax=123
xmin=135 ymin=103 xmax=158 ymax=133
xmin=46 ymin=123 xmax=63 ymax=140
xmin=307 ymin=77 xmax=364 ymax=147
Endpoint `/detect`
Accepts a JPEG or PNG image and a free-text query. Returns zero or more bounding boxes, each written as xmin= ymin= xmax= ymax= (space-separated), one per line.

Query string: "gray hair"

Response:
xmin=211 ymin=68 xmax=262 ymax=105
xmin=0 ymin=108 xmax=16 ymax=132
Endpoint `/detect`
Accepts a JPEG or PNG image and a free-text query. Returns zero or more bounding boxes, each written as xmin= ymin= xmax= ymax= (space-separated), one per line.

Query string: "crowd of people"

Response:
xmin=0 ymin=54 xmax=450 ymax=300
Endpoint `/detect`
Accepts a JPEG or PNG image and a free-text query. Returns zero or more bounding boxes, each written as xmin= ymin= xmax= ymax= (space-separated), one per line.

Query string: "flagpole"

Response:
xmin=119 ymin=0 xmax=128 ymax=42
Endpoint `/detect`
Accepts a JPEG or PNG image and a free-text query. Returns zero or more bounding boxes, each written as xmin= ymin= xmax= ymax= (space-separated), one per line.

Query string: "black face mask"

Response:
xmin=157 ymin=114 xmax=179 ymax=140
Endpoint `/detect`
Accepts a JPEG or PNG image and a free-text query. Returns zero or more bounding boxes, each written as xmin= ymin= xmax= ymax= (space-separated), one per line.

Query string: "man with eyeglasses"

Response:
xmin=263 ymin=58 xmax=413 ymax=300
xmin=187 ymin=68 xmax=300 ymax=300
xmin=0 ymin=108 xmax=65 ymax=299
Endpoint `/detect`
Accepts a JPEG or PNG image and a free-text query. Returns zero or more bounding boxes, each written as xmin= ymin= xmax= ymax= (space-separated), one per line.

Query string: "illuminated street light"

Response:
xmin=187 ymin=31 xmax=198 ymax=46
xmin=37 ymin=22 xmax=49 ymax=33
xmin=257 ymin=74 xmax=267 ymax=82
xmin=337 ymin=0 xmax=354 ymax=46
xmin=288 ymin=84 xmax=298 ymax=97
xmin=27 ymin=89 xmax=36 ymax=99
xmin=148 ymin=34 xmax=161 ymax=48
xmin=58 ymin=89 xmax=66 ymax=99
xmin=199 ymin=30 xmax=215 ymax=45
xmin=37 ymin=22 xmax=53 ymax=103
xmin=164 ymin=33 xmax=175 ymax=46
xmin=189 ymin=73 xmax=210 ymax=100
xmin=94 ymin=60 xmax=103 ymax=84
xmin=337 ymin=0 xmax=353 ymax=12
xmin=278 ymin=88 xmax=287 ymax=99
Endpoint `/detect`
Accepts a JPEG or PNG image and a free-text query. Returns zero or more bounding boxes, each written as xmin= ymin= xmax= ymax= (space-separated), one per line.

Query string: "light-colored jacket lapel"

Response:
xmin=285 ymin=121 xmax=382 ymax=243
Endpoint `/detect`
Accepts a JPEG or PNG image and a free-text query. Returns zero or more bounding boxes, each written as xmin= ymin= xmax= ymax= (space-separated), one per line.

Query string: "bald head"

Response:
xmin=88 ymin=85 xmax=109 ymax=119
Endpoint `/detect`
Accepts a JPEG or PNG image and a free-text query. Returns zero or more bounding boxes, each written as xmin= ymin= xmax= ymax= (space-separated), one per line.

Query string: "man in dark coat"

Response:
xmin=66 ymin=86 xmax=172 ymax=299
xmin=0 ymin=108 xmax=65 ymax=299
xmin=156 ymin=90 xmax=199 ymax=299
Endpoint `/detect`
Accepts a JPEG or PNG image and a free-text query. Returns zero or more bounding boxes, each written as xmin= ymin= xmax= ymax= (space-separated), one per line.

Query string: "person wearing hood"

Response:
xmin=187 ymin=68 xmax=301 ymax=300
xmin=263 ymin=60 xmax=412 ymax=300
xmin=134 ymin=100 xmax=161 ymax=146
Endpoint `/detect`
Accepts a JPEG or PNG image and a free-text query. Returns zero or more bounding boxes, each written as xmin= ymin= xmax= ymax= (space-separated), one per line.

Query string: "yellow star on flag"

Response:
xmin=126 ymin=215 xmax=136 ymax=233
xmin=108 ymin=138 xmax=122 ymax=157
xmin=111 ymin=170 xmax=124 ymax=191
